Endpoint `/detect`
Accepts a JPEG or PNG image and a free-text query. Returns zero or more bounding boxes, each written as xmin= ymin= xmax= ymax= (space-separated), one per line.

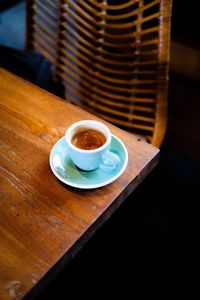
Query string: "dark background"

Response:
xmin=0 ymin=1 xmax=200 ymax=299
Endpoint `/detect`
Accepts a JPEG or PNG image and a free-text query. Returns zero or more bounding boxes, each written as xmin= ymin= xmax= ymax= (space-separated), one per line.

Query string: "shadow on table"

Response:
xmin=36 ymin=147 xmax=200 ymax=299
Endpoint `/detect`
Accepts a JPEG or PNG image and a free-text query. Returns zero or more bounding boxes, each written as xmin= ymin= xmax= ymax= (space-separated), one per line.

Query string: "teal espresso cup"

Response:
xmin=65 ymin=120 xmax=111 ymax=171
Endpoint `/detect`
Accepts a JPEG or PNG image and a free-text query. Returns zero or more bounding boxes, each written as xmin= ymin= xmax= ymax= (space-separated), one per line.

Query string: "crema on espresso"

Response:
xmin=71 ymin=128 xmax=106 ymax=150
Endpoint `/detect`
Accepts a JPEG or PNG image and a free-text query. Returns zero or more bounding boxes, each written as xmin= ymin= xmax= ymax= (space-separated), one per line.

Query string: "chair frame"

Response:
xmin=26 ymin=0 xmax=172 ymax=147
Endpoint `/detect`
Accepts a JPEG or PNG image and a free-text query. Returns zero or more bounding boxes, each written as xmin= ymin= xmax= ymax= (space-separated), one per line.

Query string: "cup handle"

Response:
xmin=99 ymin=151 xmax=120 ymax=173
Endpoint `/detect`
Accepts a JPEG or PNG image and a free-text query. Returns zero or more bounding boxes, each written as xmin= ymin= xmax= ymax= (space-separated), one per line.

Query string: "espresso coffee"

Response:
xmin=72 ymin=128 xmax=106 ymax=150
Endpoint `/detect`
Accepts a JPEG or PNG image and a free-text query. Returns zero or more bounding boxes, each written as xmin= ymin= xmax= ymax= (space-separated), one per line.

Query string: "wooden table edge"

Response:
xmin=24 ymin=151 xmax=159 ymax=300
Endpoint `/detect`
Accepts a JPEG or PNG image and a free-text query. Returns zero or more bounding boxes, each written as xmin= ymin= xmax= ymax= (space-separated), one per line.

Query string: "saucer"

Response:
xmin=49 ymin=135 xmax=128 ymax=189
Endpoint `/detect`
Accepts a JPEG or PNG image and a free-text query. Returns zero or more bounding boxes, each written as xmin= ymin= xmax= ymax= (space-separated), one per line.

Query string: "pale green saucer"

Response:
xmin=49 ymin=135 xmax=128 ymax=189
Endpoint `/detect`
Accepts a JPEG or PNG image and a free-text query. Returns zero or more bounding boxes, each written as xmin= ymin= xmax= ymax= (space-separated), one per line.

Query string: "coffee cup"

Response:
xmin=65 ymin=120 xmax=111 ymax=171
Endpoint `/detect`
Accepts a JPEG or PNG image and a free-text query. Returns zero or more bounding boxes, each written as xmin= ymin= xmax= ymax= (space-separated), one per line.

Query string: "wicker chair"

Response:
xmin=26 ymin=0 xmax=172 ymax=147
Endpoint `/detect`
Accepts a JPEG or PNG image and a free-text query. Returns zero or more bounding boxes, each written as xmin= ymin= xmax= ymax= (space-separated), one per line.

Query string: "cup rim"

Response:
xmin=65 ymin=120 xmax=111 ymax=153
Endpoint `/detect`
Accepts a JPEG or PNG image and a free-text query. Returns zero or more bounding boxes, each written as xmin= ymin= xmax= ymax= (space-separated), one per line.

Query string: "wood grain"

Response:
xmin=0 ymin=68 xmax=159 ymax=300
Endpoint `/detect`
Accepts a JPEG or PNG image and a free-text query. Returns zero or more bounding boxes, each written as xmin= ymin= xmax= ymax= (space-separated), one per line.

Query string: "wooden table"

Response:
xmin=0 ymin=68 xmax=159 ymax=300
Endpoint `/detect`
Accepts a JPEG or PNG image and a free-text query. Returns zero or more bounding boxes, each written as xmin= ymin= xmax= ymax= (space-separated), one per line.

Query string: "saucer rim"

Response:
xmin=49 ymin=134 xmax=128 ymax=189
